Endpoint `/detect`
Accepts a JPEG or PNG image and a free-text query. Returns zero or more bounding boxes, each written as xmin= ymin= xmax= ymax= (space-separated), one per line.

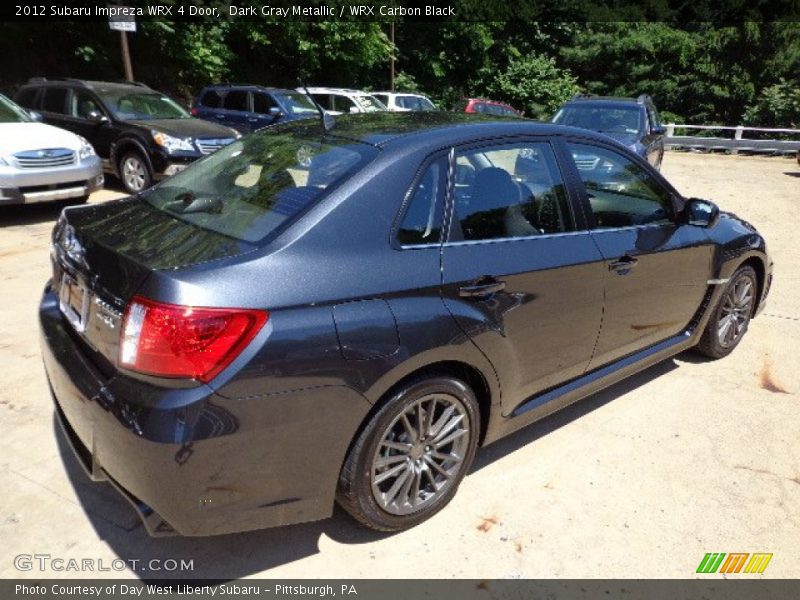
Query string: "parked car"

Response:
xmin=372 ymin=91 xmax=437 ymax=112
xmin=0 ymin=93 xmax=102 ymax=205
xmin=192 ymin=84 xmax=319 ymax=133
xmin=42 ymin=112 xmax=772 ymax=537
xmin=455 ymin=98 xmax=523 ymax=117
xmin=552 ymin=94 xmax=666 ymax=169
xmin=15 ymin=78 xmax=239 ymax=194
xmin=300 ymin=87 xmax=387 ymax=114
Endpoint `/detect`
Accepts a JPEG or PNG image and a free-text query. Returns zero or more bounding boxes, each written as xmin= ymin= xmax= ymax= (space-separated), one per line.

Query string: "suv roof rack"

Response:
xmin=26 ymin=77 xmax=86 ymax=85
xmin=113 ymin=79 xmax=150 ymax=88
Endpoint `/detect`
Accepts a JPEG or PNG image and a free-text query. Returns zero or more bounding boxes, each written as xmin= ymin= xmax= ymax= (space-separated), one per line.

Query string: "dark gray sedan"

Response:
xmin=41 ymin=112 xmax=771 ymax=536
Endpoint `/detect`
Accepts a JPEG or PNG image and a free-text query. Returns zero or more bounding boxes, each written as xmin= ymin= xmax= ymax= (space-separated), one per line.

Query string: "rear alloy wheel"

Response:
xmin=119 ymin=152 xmax=151 ymax=194
xmin=337 ymin=376 xmax=480 ymax=531
xmin=696 ymin=265 xmax=757 ymax=359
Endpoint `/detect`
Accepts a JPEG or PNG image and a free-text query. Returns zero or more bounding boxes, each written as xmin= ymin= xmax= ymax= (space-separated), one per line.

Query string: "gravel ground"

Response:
xmin=0 ymin=153 xmax=797 ymax=579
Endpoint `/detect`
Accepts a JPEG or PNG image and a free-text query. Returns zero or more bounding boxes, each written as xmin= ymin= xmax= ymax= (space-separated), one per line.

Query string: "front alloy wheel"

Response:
xmin=338 ymin=376 xmax=480 ymax=531
xmin=120 ymin=152 xmax=151 ymax=194
xmin=717 ymin=276 xmax=755 ymax=348
xmin=696 ymin=265 xmax=757 ymax=359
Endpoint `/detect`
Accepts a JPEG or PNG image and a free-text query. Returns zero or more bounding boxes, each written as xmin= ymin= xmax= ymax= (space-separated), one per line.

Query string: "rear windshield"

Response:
xmin=141 ymin=128 xmax=379 ymax=243
xmin=552 ymin=105 xmax=642 ymax=135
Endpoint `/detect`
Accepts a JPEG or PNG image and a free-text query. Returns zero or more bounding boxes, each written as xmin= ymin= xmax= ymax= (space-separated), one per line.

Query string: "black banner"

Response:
xmin=4 ymin=580 xmax=800 ymax=600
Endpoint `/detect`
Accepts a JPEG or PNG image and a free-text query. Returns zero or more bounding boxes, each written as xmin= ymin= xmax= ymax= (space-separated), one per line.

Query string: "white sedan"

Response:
xmin=0 ymin=94 xmax=103 ymax=205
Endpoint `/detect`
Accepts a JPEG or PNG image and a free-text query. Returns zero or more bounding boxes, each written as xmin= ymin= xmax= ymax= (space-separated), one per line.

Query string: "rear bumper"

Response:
xmin=40 ymin=283 xmax=370 ymax=536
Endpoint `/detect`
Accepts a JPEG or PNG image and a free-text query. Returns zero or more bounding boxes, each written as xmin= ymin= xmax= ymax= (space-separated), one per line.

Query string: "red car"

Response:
xmin=456 ymin=97 xmax=523 ymax=117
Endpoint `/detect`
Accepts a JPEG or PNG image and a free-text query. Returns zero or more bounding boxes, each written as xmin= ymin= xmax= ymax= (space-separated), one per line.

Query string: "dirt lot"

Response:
xmin=0 ymin=153 xmax=798 ymax=579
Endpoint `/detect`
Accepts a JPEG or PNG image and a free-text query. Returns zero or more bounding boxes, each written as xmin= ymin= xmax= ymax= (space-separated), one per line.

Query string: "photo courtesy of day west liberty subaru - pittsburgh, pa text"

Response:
xmin=39 ymin=3 xmax=456 ymax=18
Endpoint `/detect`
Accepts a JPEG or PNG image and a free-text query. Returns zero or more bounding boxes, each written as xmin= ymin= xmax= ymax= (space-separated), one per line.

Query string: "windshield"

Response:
xmin=98 ymin=91 xmax=190 ymax=120
xmin=355 ymin=95 xmax=386 ymax=112
xmin=553 ymin=105 xmax=642 ymax=135
xmin=274 ymin=92 xmax=319 ymax=116
xmin=142 ymin=127 xmax=379 ymax=243
xmin=0 ymin=94 xmax=32 ymax=123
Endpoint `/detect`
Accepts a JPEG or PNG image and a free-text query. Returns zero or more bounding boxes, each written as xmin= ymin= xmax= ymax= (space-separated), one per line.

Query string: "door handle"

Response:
xmin=215 ymin=114 xmax=225 ymax=119
xmin=608 ymin=255 xmax=639 ymax=273
xmin=247 ymin=117 xmax=259 ymax=122
xmin=459 ymin=278 xmax=506 ymax=298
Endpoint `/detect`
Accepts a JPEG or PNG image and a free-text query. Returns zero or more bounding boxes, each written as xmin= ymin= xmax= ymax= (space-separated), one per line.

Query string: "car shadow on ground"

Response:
xmin=0 ymin=200 xmax=82 ymax=227
xmin=55 ymin=354 xmax=690 ymax=581
xmin=0 ymin=178 xmax=128 ymax=228
xmin=783 ymin=171 xmax=800 ymax=178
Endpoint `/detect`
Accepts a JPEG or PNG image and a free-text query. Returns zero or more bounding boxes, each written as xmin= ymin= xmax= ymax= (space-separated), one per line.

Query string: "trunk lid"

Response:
xmin=52 ymin=197 xmax=257 ymax=373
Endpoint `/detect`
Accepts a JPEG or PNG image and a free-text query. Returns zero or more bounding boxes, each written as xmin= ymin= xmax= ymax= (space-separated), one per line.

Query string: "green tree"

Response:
xmin=487 ymin=54 xmax=579 ymax=118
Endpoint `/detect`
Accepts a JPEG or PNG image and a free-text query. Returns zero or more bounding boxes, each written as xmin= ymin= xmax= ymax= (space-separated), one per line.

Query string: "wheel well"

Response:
xmin=365 ymin=361 xmax=494 ymax=448
xmin=113 ymin=140 xmax=151 ymax=175
xmin=740 ymin=256 xmax=765 ymax=313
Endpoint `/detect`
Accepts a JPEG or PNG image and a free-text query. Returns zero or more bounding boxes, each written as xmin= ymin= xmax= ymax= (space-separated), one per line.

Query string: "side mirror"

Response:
xmin=88 ymin=110 xmax=108 ymax=123
xmin=268 ymin=107 xmax=282 ymax=119
xmin=683 ymin=197 xmax=720 ymax=228
xmin=29 ymin=110 xmax=43 ymax=122
xmin=652 ymin=125 xmax=667 ymax=135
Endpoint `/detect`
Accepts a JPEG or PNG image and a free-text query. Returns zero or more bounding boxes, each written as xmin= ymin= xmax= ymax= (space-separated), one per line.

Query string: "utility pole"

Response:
xmin=119 ymin=31 xmax=134 ymax=82
xmin=108 ymin=6 xmax=136 ymax=82
xmin=390 ymin=21 xmax=395 ymax=91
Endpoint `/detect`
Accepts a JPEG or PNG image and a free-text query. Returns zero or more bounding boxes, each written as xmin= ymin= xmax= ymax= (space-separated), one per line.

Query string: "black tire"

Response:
xmin=118 ymin=151 xmax=152 ymax=194
xmin=696 ymin=265 xmax=758 ymax=359
xmin=337 ymin=376 xmax=480 ymax=532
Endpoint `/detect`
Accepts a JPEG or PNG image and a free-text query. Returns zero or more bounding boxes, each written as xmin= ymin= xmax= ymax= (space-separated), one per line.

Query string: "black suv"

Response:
xmin=15 ymin=79 xmax=239 ymax=194
xmin=552 ymin=94 xmax=666 ymax=169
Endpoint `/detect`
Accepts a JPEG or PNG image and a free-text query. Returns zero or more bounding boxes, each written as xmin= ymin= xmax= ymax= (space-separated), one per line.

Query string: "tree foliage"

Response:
xmin=1 ymin=20 xmax=797 ymax=127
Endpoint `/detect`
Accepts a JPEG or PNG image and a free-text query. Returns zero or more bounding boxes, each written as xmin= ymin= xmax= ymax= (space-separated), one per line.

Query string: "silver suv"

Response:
xmin=0 ymin=94 xmax=102 ymax=205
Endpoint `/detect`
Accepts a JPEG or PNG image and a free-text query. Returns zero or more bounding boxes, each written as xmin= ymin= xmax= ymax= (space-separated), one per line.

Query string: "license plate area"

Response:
xmin=59 ymin=274 xmax=90 ymax=333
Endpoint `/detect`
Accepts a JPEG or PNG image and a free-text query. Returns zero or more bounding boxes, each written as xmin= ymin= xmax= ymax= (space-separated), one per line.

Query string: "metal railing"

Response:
xmin=665 ymin=124 xmax=800 ymax=155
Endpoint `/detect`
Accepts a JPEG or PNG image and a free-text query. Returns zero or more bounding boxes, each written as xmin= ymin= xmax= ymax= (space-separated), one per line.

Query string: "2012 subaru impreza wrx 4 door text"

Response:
xmin=40 ymin=113 xmax=772 ymax=536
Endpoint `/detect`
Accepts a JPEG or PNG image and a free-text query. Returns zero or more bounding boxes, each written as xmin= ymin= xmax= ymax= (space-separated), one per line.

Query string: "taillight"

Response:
xmin=190 ymin=107 xmax=198 ymax=116
xmin=119 ymin=296 xmax=268 ymax=383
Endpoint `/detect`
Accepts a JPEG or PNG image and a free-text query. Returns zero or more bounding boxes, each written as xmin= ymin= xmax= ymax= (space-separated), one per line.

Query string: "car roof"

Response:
xmin=284 ymin=111 xmax=613 ymax=148
xmin=564 ymin=95 xmax=652 ymax=108
xmin=562 ymin=100 xmax=646 ymax=110
xmin=373 ymin=91 xmax=428 ymax=97
xmin=202 ymin=84 xmax=298 ymax=94
xmin=303 ymin=87 xmax=373 ymax=95
xmin=23 ymin=79 xmax=153 ymax=94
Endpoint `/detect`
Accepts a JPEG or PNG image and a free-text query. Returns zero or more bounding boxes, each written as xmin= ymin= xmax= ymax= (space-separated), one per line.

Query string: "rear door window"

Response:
xmin=397 ymin=157 xmax=447 ymax=245
xmin=452 ymin=142 xmax=574 ymax=240
xmin=223 ymin=90 xmax=249 ymax=112
xmin=200 ymin=90 xmax=223 ymax=108
xmin=15 ymin=88 xmax=40 ymax=109
xmin=42 ymin=88 xmax=68 ymax=114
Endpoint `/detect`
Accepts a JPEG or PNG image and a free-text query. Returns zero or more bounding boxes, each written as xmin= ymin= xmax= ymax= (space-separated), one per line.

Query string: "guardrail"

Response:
xmin=665 ymin=124 xmax=800 ymax=155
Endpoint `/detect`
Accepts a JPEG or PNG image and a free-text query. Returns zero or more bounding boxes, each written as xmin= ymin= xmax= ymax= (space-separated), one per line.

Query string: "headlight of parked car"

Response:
xmin=152 ymin=131 xmax=195 ymax=153
xmin=78 ymin=136 xmax=96 ymax=161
